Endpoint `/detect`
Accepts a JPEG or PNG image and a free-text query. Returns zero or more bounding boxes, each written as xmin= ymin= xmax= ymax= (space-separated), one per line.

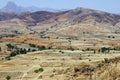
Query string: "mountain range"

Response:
xmin=0 ymin=2 xmax=120 ymax=39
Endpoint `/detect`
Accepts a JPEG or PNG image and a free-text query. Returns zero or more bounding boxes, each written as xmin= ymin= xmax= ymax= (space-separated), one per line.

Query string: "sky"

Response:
xmin=0 ymin=0 xmax=119 ymax=13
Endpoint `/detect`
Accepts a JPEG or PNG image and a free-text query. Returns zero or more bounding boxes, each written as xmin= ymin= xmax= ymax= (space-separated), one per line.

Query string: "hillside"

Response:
xmin=0 ymin=7 xmax=120 ymax=39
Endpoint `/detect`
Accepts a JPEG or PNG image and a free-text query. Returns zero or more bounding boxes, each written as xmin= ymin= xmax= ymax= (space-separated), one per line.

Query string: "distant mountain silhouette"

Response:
xmin=0 ymin=1 xmax=61 ymax=13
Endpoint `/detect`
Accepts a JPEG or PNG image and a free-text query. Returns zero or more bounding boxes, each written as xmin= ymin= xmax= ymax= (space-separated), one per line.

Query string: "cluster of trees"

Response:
xmin=5 ymin=48 xmax=28 ymax=60
xmin=7 ymin=43 xmax=47 ymax=52
xmin=5 ymin=48 xmax=36 ymax=60
xmin=9 ymin=48 xmax=27 ymax=57
xmin=29 ymin=43 xmax=46 ymax=50
xmin=101 ymin=47 xmax=120 ymax=53
xmin=7 ymin=43 xmax=46 ymax=53
xmin=5 ymin=43 xmax=46 ymax=60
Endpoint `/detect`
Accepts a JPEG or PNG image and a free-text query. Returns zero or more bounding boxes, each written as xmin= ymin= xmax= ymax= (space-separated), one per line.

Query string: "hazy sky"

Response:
xmin=0 ymin=0 xmax=119 ymax=13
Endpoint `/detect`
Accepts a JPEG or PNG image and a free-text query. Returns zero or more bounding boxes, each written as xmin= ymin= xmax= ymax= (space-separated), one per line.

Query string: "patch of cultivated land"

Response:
xmin=0 ymin=50 xmax=120 ymax=80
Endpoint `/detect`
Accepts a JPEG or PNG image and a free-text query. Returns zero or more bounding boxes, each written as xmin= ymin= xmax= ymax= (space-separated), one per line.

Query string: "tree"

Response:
xmin=32 ymin=49 xmax=36 ymax=52
xmin=0 ymin=47 xmax=1 ymax=51
xmin=19 ymin=48 xmax=26 ymax=54
xmin=23 ymin=48 xmax=27 ymax=54
xmin=104 ymin=58 xmax=109 ymax=63
xmin=38 ymin=68 xmax=44 ymax=72
xmin=6 ymin=76 xmax=11 ymax=80
xmin=112 ymin=36 xmax=115 ymax=38
xmin=7 ymin=44 xmax=14 ymax=49
xmin=29 ymin=44 xmax=36 ymax=47
xmin=10 ymin=52 xmax=17 ymax=57
xmin=101 ymin=47 xmax=110 ymax=53
xmin=108 ymin=36 xmax=111 ymax=38
xmin=38 ymin=46 xmax=46 ymax=50
xmin=34 ymin=69 xmax=39 ymax=73
xmin=5 ymin=57 xmax=11 ymax=60
xmin=28 ymin=48 xmax=31 ymax=52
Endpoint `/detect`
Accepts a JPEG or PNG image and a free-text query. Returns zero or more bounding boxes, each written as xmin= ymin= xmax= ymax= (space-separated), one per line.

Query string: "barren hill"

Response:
xmin=0 ymin=7 xmax=120 ymax=38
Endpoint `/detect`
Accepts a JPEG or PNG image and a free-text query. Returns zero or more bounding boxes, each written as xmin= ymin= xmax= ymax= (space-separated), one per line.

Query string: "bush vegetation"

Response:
xmin=6 ymin=76 xmax=11 ymax=80
xmin=34 ymin=68 xmax=44 ymax=73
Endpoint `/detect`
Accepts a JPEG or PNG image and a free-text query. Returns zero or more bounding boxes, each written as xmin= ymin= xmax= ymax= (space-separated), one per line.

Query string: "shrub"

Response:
xmin=5 ymin=57 xmax=11 ymax=60
xmin=38 ymin=46 xmax=46 ymax=50
xmin=10 ymin=52 xmax=17 ymax=57
xmin=32 ymin=49 xmax=36 ymax=52
xmin=34 ymin=68 xmax=44 ymax=73
xmin=104 ymin=58 xmax=109 ymax=63
xmin=34 ymin=70 xmax=39 ymax=73
xmin=97 ymin=63 xmax=104 ymax=68
xmin=89 ymin=59 xmax=91 ymax=61
xmin=101 ymin=47 xmax=110 ymax=53
xmin=6 ymin=76 xmax=11 ymax=80
xmin=79 ymin=57 xmax=82 ymax=60
xmin=28 ymin=48 xmax=31 ymax=52
xmin=7 ymin=44 xmax=14 ymax=49
xmin=38 ymin=68 xmax=44 ymax=72
xmin=74 ymin=67 xmax=80 ymax=72
xmin=29 ymin=44 xmax=36 ymax=47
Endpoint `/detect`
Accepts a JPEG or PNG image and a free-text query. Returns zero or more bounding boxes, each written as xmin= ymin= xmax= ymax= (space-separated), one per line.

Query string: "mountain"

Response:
xmin=0 ymin=1 xmax=26 ymax=12
xmin=0 ymin=7 xmax=120 ymax=38
xmin=0 ymin=7 xmax=120 ymax=25
xmin=0 ymin=1 xmax=60 ymax=13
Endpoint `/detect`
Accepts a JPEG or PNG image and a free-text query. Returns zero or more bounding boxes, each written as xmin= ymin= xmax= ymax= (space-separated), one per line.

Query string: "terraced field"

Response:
xmin=0 ymin=50 xmax=120 ymax=80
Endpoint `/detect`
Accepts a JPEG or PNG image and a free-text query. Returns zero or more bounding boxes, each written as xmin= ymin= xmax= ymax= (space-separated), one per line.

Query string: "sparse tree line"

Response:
xmin=82 ymin=47 xmax=120 ymax=53
xmin=5 ymin=43 xmax=46 ymax=60
xmin=5 ymin=43 xmax=120 ymax=60
xmin=66 ymin=46 xmax=120 ymax=54
xmin=29 ymin=43 xmax=46 ymax=50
